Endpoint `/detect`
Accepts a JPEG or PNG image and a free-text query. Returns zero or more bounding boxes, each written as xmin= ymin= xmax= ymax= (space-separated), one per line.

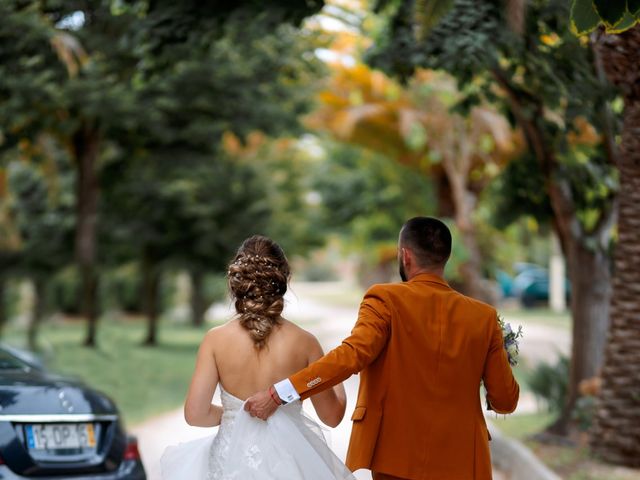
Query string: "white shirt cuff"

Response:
xmin=274 ymin=379 xmax=300 ymax=404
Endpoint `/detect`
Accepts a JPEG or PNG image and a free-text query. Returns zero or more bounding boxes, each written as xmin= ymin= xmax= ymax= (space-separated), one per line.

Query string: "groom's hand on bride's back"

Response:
xmin=245 ymin=387 xmax=280 ymax=420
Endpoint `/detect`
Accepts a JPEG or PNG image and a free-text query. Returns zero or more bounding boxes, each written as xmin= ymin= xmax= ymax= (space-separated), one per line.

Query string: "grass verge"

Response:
xmin=496 ymin=412 xmax=640 ymax=480
xmin=501 ymin=306 xmax=571 ymax=330
xmin=525 ymin=440 xmax=640 ymax=480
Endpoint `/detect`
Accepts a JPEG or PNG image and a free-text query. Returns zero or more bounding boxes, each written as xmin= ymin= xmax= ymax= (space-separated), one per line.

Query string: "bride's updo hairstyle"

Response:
xmin=227 ymin=235 xmax=290 ymax=349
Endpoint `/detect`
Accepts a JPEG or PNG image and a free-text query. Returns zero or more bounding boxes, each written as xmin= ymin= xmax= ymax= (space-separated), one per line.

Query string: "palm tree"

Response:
xmin=590 ymin=24 xmax=640 ymax=467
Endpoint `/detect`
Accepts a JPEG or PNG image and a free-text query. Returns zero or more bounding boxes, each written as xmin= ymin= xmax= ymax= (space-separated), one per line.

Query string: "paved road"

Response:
xmin=133 ymin=281 xmax=568 ymax=479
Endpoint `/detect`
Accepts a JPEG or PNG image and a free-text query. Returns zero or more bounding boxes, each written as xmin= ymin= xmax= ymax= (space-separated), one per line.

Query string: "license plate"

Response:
xmin=25 ymin=423 xmax=96 ymax=450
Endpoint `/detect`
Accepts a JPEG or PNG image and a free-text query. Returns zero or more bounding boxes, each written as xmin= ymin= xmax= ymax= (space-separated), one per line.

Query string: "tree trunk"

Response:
xmin=0 ymin=277 xmax=6 ymax=337
xmin=548 ymin=234 xmax=566 ymax=313
xmin=80 ymin=264 xmax=99 ymax=346
xmin=492 ymin=67 xmax=615 ymax=434
xmin=590 ymin=101 xmax=640 ymax=466
xmin=590 ymin=26 xmax=640 ymax=465
xmin=190 ymin=270 xmax=206 ymax=327
xmin=456 ymin=204 xmax=497 ymax=305
xmin=442 ymin=156 xmax=497 ymax=304
xmin=142 ymin=251 xmax=161 ymax=346
xmin=27 ymin=278 xmax=46 ymax=351
xmin=434 ymin=170 xmax=456 ymax=218
xmin=73 ymin=123 xmax=101 ymax=347
xmin=548 ymin=236 xmax=611 ymax=434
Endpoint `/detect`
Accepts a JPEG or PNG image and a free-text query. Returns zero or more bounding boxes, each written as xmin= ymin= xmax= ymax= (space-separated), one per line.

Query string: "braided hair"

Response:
xmin=227 ymin=235 xmax=290 ymax=349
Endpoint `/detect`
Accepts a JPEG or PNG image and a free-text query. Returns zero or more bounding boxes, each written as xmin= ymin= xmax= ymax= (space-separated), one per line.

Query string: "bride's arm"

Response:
xmin=307 ymin=336 xmax=347 ymax=428
xmin=184 ymin=329 xmax=224 ymax=427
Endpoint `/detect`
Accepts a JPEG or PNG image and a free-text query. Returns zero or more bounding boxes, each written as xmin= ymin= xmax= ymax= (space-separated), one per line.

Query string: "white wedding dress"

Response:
xmin=160 ymin=387 xmax=356 ymax=480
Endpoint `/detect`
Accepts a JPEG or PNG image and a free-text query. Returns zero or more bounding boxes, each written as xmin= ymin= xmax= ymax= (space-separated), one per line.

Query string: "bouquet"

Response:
xmin=498 ymin=315 xmax=523 ymax=366
xmin=485 ymin=315 xmax=523 ymax=413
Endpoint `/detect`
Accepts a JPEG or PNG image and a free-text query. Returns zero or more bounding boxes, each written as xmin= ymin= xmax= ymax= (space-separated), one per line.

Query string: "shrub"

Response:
xmin=47 ymin=266 xmax=82 ymax=315
xmin=528 ymin=355 xmax=569 ymax=413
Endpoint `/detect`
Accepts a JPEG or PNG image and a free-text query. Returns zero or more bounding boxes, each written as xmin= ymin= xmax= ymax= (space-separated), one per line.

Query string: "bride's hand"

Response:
xmin=244 ymin=388 xmax=279 ymax=420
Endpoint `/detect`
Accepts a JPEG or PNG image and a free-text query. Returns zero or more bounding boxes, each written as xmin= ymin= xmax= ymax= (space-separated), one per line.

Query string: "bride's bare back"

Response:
xmin=184 ymin=318 xmax=346 ymax=428
xmin=183 ymin=235 xmax=346 ymax=429
xmin=214 ymin=318 xmax=316 ymax=399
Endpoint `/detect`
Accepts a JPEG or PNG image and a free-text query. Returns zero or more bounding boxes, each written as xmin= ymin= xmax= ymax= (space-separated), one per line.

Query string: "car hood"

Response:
xmin=0 ymin=370 xmax=118 ymax=416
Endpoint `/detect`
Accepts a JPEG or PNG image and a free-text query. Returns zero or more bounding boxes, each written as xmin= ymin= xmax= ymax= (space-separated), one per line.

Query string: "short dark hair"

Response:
xmin=399 ymin=217 xmax=452 ymax=268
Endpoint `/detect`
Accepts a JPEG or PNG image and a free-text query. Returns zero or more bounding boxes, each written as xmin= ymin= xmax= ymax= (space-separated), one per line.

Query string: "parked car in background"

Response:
xmin=0 ymin=344 xmax=145 ymax=479
xmin=510 ymin=262 xmax=570 ymax=308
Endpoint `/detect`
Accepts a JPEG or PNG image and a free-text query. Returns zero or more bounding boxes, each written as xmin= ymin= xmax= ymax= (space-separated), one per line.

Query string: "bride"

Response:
xmin=161 ymin=235 xmax=355 ymax=480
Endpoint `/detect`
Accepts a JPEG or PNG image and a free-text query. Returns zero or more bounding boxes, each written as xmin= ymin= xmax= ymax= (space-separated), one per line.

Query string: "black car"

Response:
xmin=0 ymin=344 xmax=146 ymax=479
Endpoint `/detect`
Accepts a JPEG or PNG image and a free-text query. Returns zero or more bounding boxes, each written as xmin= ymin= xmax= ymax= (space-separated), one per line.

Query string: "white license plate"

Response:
xmin=25 ymin=423 xmax=96 ymax=450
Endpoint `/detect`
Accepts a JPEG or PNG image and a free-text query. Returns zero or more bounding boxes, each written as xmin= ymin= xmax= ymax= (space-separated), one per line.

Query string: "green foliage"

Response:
xmin=4 ymin=151 xmax=75 ymax=277
xmin=312 ymin=140 xmax=437 ymax=260
xmin=371 ymin=0 xmax=617 ymax=130
xmin=248 ymin=141 xmax=326 ymax=257
xmin=47 ymin=267 xmax=82 ymax=315
xmin=0 ymin=1 xmax=141 ymax=149
xmin=558 ymin=146 xmax=618 ymax=232
xmin=495 ymin=412 xmax=557 ymax=440
xmin=100 ymin=151 xmax=270 ymax=274
xmin=571 ymin=0 xmax=640 ymax=35
xmin=371 ymin=0 xmax=619 ymax=237
xmin=0 ymin=1 xmax=325 ymax=151
xmin=106 ymin=264 xmax=145 ymax=314
xmin=489 ymin=153 xmax=554 ymax=229
xmin=137 ymin=12 xmax=324 ymax=151
xmin=367 ymin=0 xmax=421 ymax=80
xmin=202 ymin=274 xmax=229 ymax=306
xmin=528 ymin=355 xmax=569 ymax=413
xmin=442 ymin=221 xmax=470 ymax=284
xmin=0 ymin=0 xmax=330 ymax=348
xmin=300 ymin=262 xmax=339 ymax=282
xmin=572 ymin=394 xmax=597 ymax=430
xmin=570 ymin=0 xmax=603 ymax=35
xmin=369 ymin=0 xmax=502 ymax=85
xmin=489 ymin=147 xmax=617 ymax=234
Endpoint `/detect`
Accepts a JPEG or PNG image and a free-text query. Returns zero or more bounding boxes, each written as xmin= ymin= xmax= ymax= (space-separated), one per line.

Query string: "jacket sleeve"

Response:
xmin=289 ymin=285 xmax=391 ymax=400
xmin=482 ymin=312 xmax=520 ymax=414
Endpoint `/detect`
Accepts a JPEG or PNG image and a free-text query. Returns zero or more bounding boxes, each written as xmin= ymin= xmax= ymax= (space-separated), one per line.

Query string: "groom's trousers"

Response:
xmin=372 ymin=473 xmax=408 ymax=480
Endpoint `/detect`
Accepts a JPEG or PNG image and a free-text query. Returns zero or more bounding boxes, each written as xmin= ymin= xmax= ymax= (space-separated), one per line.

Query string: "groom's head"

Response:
xmin=398 ymin=217 xmax=452 ymax=281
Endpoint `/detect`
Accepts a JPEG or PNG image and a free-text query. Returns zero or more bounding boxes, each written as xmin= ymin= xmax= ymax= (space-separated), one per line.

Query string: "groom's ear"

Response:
xmin=400 ymin=247 xmax=411 ymax=266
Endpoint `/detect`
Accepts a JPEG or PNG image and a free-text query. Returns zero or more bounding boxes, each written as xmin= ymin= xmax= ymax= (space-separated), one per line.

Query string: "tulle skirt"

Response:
xmin=160 ymin=402 xmax=355 ymax=480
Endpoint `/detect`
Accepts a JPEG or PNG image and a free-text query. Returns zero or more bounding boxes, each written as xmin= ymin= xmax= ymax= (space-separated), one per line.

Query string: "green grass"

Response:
xmin=524 ymin=441 xmax=639 ymax=480
xmin=495 ymin=413 xmax=638 ymax=480
xmin=501 ymin=306 xmax=571 ymax=330
xmin=2 ymin=317 xmax=213 ymax=427
xmin=295 ymin=284 xmax=365 ymax=309
xmin=494 ymin=412 xmax=556 ymax=440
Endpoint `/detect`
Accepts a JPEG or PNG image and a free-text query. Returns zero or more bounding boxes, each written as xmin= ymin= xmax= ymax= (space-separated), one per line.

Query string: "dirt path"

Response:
xmin=133 ymin=281 xmax=567 ymax=479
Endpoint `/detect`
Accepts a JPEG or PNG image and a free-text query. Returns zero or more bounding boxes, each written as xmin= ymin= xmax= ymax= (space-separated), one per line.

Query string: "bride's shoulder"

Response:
xmin=200 ymin=319 xmax=243 ymax=342
xmin=278 ymin=319 xmax=321 ymax=348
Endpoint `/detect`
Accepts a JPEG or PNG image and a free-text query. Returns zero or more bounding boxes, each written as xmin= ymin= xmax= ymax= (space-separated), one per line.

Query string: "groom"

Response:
xmin=245 ymin=216 xmax=519 ymax=480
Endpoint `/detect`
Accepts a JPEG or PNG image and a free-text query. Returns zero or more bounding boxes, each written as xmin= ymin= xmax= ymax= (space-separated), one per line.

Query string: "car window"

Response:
xmin=0 ymin=349 xmax=30 ymax=370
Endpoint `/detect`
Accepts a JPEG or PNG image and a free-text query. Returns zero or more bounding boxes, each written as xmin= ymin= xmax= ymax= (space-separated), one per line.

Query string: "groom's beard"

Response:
xmin=399 ymin=260 xmax=407 ymax=282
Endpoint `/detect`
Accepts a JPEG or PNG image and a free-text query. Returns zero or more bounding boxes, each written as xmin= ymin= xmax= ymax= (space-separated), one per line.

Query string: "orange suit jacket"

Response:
xmin=289 ymin=273 xmax=519 ymax=480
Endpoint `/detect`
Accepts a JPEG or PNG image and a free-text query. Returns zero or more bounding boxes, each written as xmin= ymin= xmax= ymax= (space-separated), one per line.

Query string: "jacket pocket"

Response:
xmin=351 ymin=406 xmax=366 ymax=421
